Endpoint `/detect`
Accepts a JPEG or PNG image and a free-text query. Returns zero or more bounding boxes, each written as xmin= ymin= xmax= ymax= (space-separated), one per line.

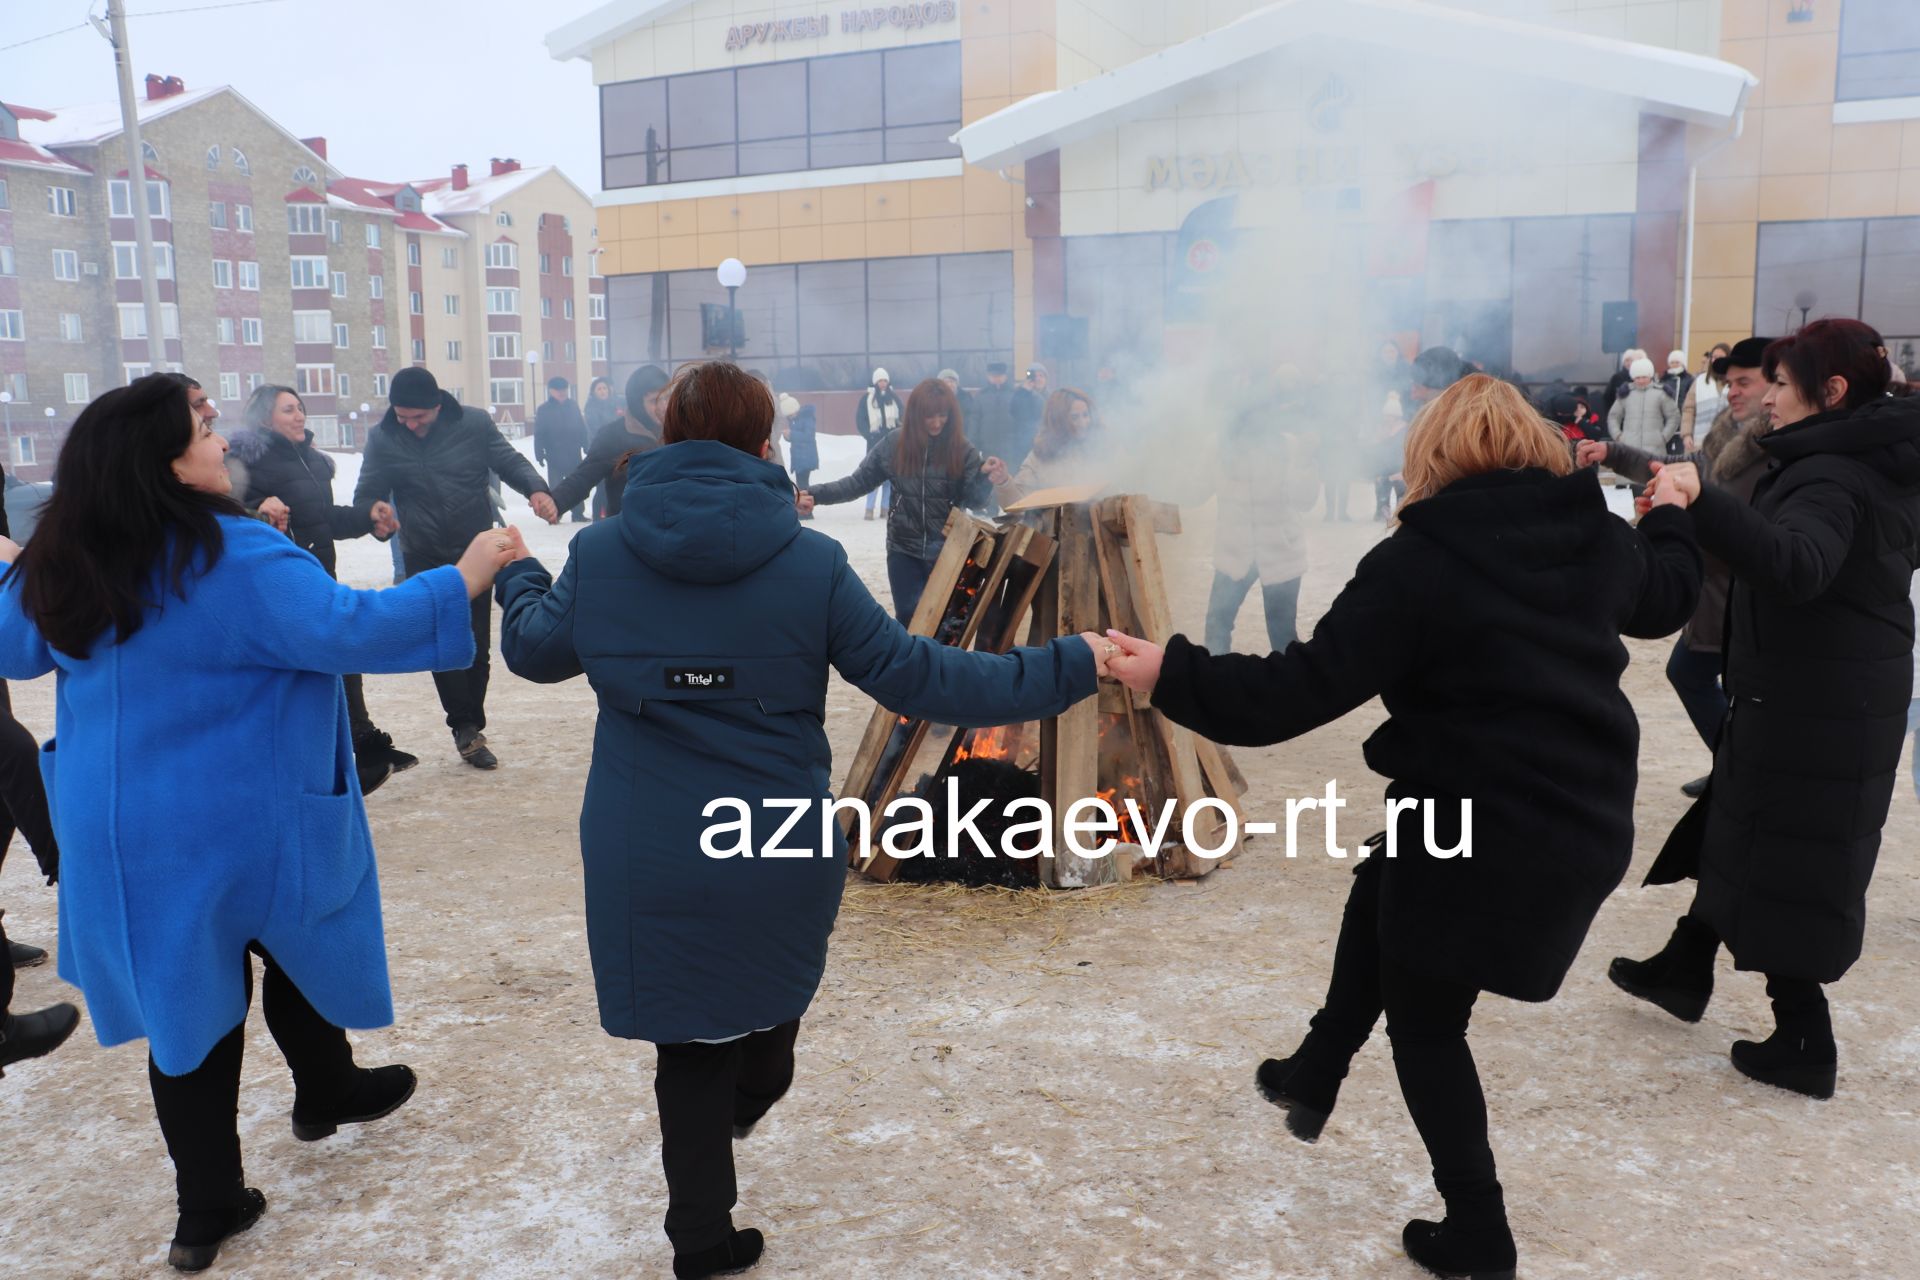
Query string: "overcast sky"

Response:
xmin=1 ymin=0 xmax=606 ymax=195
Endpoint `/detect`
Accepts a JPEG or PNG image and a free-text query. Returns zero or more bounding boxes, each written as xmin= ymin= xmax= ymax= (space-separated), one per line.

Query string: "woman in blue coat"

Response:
xmin=496 ymin=362 xmax=1108 ymax=1280
xmin=0 ymin=376 xmax=520 ymax=1272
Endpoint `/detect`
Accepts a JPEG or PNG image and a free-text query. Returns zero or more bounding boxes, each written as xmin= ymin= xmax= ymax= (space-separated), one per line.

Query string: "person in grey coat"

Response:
xmin=1606 ymin=356 xmax=1680 ymax=455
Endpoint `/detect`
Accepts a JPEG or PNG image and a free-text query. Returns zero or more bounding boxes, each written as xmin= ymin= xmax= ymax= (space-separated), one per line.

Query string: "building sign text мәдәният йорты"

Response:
xmin=725 ymin=3 xmax=958 ymax=51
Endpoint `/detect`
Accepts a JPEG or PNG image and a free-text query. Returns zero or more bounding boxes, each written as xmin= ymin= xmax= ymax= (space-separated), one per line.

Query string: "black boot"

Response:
xmin=1402 ymin=1216 xmax=1517 ymax=1280
xmin=168 ymin=1187 xmax=266 ymax=1272
xmin=1608 ymin=914 xmax=1717 ymax=1022
xmin=0 ymin=1002 xmax=80 ymax=1077
xmin=1731 ymin=977 xmax=1836 ymax=1100
xmin=291 ymin=1064 xmax=417 ymax=1141
xmin=673 ymin=1227 xmax=764 ymax=1278
xmin=1254 ymin=1035 xmax=1351 ymax=1143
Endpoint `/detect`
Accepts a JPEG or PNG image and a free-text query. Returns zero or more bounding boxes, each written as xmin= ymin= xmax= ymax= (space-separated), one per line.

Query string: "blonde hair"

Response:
xmin=1396 ymin=375 xmax=1572 ymax=523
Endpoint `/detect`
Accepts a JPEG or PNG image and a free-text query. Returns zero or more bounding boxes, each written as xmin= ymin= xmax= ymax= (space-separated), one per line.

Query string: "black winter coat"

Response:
xmin=1680 ymin=395 xmax=1920 ymax=982
xmin=227 ymin=426 xmax=373 ymax=578
xmin=549 ymin=413 xmax=664 ymax=518
xmin=352 ymin=393 xmax=549 ymax=567
xmin=533 ymin=398 xmax=590 ymax=476
xmin=969 ymin=383 xmax=1020 ymax=462
xmin=810 ymin=430 xmax=992 ymax=560
xmin=1151 ymin=469 xmax=1701 ymax=1002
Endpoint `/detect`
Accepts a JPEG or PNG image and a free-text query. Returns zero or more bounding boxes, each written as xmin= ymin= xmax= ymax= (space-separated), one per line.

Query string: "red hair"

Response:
xmin=894 ymin=378 xmax=970 ymax=478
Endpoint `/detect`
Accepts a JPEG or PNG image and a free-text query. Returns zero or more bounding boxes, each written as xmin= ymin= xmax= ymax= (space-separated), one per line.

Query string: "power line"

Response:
xmin=0 ymin=23 xmax=90 ymax=54
xmin=126 ymin=0 xmax=291 ymax=15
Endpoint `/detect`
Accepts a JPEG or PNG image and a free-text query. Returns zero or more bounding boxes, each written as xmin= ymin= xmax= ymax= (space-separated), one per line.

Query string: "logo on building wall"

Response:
xmin=1786 ymin=0 xmax=1815 ymax=23
xmin=1147 ymin=147 xmax=1361 ymax=193
xmin=1307 ymin=76 xmax=1352 ymax=135
xmin=725 ymin=3 xmax=958 ymax=50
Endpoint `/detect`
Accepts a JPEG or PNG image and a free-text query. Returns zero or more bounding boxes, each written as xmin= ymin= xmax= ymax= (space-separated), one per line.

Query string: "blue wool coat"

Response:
xmin=496 ymin=440 xmax=1096 ymax=1044
xmin=0 ymin=516 xmax=476 ymax=1075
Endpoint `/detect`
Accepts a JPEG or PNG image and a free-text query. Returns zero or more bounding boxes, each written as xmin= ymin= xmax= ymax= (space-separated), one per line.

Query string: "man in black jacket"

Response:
xmin=354 ymin=367 xmax=557 ymax=769
xmin=533 ymin=377 xmax=591 ymax=522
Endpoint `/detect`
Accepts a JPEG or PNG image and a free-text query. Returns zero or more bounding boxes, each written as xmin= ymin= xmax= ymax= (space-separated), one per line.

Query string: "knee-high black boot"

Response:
xmin=1608 ymin=912 xmax=1719 ymax=1022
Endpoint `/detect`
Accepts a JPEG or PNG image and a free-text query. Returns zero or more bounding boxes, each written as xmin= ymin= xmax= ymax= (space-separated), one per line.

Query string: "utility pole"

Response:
xmin=97 ymin=0 xmax=167 ymax=371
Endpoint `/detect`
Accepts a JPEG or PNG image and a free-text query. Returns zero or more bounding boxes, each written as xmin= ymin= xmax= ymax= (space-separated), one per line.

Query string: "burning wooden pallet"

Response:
xmin=839 ymin=493 xmax=1248 ymax=888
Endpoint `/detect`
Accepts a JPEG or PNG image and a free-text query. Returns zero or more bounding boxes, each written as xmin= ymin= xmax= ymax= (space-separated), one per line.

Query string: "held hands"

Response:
xmin=530 ymin=492 xmax=560 ymax=525
xmin=982 ymin=456 xmax=1011 ymax=487
xmin=1635 ymin=460 xmax=1701 ymax=515
xmin=1102 ymin=629 xmax=1164 ymax=694
xmin=258 ymin=495 xmax=291 ymax=533
xmin=0 ymin=535 xmax=20 ymax=565
xmin=1574 ymin=440 xmax=1609 ymax=469
xmin=370 ymin=500 xmax=400 ymax=539
xmin=456 ymin=527 xmax=525 ymax=599
xmin=796 ymin=491 xmax=816 ymax=516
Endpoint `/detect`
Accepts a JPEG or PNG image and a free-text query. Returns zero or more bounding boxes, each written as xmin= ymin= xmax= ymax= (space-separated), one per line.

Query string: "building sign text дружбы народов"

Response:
xmin=726 ymin=4 xmax=958 ymax=51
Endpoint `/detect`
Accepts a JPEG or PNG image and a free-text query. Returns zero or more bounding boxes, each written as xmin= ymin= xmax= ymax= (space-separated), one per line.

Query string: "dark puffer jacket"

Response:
xmin=227 ymin=426 xmax=373 ymax=578
xmin=351 ymin=392 xmax=548 ymax=568
xmin=809 ymin=430 xmax=992 ymax=560
xmin=1150 ymin=468 xmax=1701 ymax=1002
xmin=1680 ymin=394 xmax=1920 ymax=981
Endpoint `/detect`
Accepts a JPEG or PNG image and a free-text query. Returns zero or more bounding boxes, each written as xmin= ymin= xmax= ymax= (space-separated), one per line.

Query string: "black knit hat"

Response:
xmin=389 ymin=366 xmax=441 ymax=409
xmin=1712 ymin=337 xmax=1772 ymax=378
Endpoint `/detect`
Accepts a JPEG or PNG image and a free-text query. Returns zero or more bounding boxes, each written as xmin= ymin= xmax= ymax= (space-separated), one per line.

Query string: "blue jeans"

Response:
xmin=1665 ymin=636 xmax=1727 ymax=751
xmin=1204 ymin=569 xmax=1301 ymax=654
xmin=886 ymin=549 xmax=940 ymax=626
xmin=865 ymin=480 xmax=891 ymax=514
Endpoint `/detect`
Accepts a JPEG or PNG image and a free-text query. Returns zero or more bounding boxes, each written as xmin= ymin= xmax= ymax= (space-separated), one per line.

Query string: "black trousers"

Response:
xmin=652 ymin=1020 xmax=801 ymax=1254
xmin=1313 ymin=861 xmax=1503 ymax=1225
xmin=0 ymin=911 xmax=14 ymax=1015
xmin=0 ymin=680 xmax=56 ymax=880
xmin=406 ymin=557 xmax=491 ymax=735
xmin=146 ymin=948 xmax=355 ymax=1214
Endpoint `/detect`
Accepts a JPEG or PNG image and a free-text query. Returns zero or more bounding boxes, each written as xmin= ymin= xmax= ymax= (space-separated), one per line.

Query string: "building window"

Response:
xmin=288 ymin=203 xmax=327 ymax=235
xmin=52 ymin=250 xmax=80 ymax=281
xmin=590 ymin=294 xmax=606 ymax=320
xmin=540 ymin=296 xmax=552 ymax=319
xmin=445 ymin=294 xmax=459 ymax=315
xmin=407 ymin=241 xmax=421 ymax=266
xmin=486 ymin=242 xmax=518 ymax=269
xmin=2 ymin=373 xmax=26 ymax=401
xmin=540 ymin=341 xmax=553 ymax=362
xmin=562 ymin=255 xmax=573 ymax=277
xmin=293 ymin=165 xmax=319 ymax=185
xmin=589 ymin=254 xmax=601 ymax=278
xmin=371 ymin=324 xmax=387 ymax=349
xmin=1838 ymin=1 xmax=1920 ymax=102
xmin=0 ymin=311 xmax=22 ymax=341
xmin=213 ymin=259 xmax=233 ymax=288
xmin=219 ymin=372 xmax=241 ymax=400
xmin=563 ymin=297 xmax=574 ymax=320
xmin=369 ymin=274 xmax=384 ymax=299
xmin=366 ymin=222 xmax=382 ymax=249
xmin=124 ymin=363 xmax=153 ymax=385
xmin=496 ymin=211 xmax=512 ymax=227
xmin=290 ymin=255 xmax=330 ymax=289
xmin=217 ymin=317 xmax=235 ymax=345
xmin=206 ymin=145 xmax=220 ymax=171
xmin=238 ymin=260 xmax=260 ymax=290
xmin=335 ymin=323 xmax=350 ymax=349
xmin=109 ymin=178 xmax=170 ymax=220
xmin=328 ymin=219 xmax=343 ymax=244
xmin=232 ymin=148 xmax=250 ymax=174
xmin=58 ymin=312 xmax=83 ymax=341
xmin=1755 ymin=217 xmax=1920 ymax=353
xmin=293 ymin=311 xmax=332 ymax=344
xmin=447 ymin=340 xmax=462 ymax=361
xmin=487 ymin=288 xmax=518 ymax=314
xmin=564 ymin=341 xmax=575 ymax=361
xmin=332 ymin=271 xmax=348 ymax=298
xmin=0 ymin=246 xmax=12 ymax=275
xmin=241 ymin=317 xmax=263 ymax=345
xmin=489 ymin=333 xmax=521 ymax=359
xmin=235 ymin=203 xmax=253 ymax=231
xmin=210 ymin=201 xmax=227 ymax=228
xmin=372 ymin=372 xmax=389 ymax=396
xmin=591 ymin=334 xmax=608 ymax=362
xmin=539 ymin=252 xmax=551 ymax=274
xmin=0 ymin=179 xmax=8 ymax=209
xmin=247 ymin=372 xmax=265 ymax=391
xmin=489 ymin=378 xmax=523 ymax=405
xmin=409 ymin=291 xmax=423 ymax=315
xmin=13 ymin=437 xmax=35 ymax=466
xmin=116 ymin=303 xmax=180 ymax=340
xmin=442 ymin=247 xmax=458 ymax=269
xmin=65 ymin=373 xmax=89 ymax=403
xmin=47 ymin=186 xmax=78 ymax=216
xmin=111 ymin=242 xmax=176 ymax=280
xmin=600 ymin=43 xmax=961 ymax=190
xmin=408 ymin=338 xmax=422 ymax=362
xmin=338 ymin=373 xmax=350 ymax=399
xmin=295 ymin=364 xmax=335 ymax=397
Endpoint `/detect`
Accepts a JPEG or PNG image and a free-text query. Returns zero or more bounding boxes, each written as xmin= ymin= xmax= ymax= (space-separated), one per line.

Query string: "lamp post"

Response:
xmin=527 ymin=348 xmax=540 ymax=425
xmin=0 ymin=391 xmax=12 ymax=469
xmin=717 ymin=257 xmax=747 ymax=360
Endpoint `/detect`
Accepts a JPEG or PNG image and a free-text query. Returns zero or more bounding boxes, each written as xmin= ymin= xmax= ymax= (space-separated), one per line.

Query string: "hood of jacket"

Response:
xmin=226 ymin=425 xmax=332 ymax=476
xmin=1395 ymin=467 xmax=1612 ymax=611
xmin=620 ymin=440 xmax=801 ymax=584
xmin=1760 ymin=394 xmax=1920 ymax=487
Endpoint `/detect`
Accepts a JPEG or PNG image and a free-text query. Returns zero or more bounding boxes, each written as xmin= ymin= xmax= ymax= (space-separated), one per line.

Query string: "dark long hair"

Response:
xmin=894 ymin=378 xmax=969 ymax=479
xmin=1764 ymin=319 xmax=1891 ymax=415
xmin=6 ymin=375 xmax=245 ymax=658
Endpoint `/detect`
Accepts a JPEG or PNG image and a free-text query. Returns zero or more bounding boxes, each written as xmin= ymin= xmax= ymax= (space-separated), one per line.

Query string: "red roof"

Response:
xmin=2 ymin=103 xmax=57 ymax=123
xmin=395 ymin=210 xmax=444 ymax=232
xmin=284 ymin=186 xmax=326 ymax=203
xmin=113 ymin=165 xmax=169 ymax=181
xmin=0 ymin=136 xmax=89 ymax=175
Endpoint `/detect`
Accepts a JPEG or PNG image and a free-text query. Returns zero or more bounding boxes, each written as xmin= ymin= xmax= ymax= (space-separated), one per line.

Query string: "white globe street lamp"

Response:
xmin=716 ymin=258 xmax=748 ymax=359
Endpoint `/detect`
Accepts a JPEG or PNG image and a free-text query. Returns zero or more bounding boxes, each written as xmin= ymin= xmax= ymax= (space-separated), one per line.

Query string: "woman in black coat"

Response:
xmin=1105 ymin=375 xmax=1700 ymax=1280
xmin=227 ymin=385 xmax=413 ymax=794
xmin=1610 ymin=319 xmax=1920 ymax=1100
